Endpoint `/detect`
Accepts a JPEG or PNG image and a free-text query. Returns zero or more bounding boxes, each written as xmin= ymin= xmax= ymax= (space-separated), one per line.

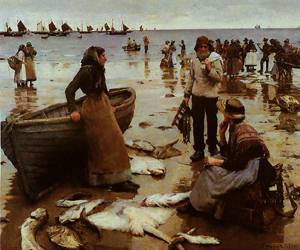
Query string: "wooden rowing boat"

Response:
xmin=1 ymin=87 xmax=136 ymax=200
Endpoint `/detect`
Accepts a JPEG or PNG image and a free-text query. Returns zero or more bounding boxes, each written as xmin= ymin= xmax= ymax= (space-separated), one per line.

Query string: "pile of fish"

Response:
xmin=130 ymin=156 xmax=166 ymax=176
xmin=59 ymin=199 xmax=105 ymax=224
xmin=142 ymin=192 xmax=191 ymax=207
xmin=86 ymin=200 xmax=175 ymax=243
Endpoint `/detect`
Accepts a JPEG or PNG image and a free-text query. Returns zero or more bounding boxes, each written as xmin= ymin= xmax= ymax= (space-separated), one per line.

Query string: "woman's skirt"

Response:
xmin=189 ymin=158 xmax=260 ymax=217
xmin=81 ymin=92 xmax=131 ymax=186
xmin=245 ymin=51 xmax=257 ymax=66
xmin=14 ymin=62 xmax=23 ymax=84
xmin=25 ymin=57 xmax=37 ymax=81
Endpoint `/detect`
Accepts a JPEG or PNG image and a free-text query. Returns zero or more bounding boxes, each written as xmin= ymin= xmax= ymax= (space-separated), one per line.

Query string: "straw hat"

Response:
xmin=217 ymin=98 xmax=245 ymax=119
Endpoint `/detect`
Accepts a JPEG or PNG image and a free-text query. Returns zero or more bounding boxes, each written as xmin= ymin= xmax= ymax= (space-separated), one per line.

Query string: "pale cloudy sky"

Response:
xmin=0 ymin=0 xmax=299 ymax=31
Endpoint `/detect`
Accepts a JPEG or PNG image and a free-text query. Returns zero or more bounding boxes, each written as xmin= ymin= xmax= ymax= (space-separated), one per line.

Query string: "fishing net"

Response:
xmin=172 ymin=102 xmax=191 ymax=144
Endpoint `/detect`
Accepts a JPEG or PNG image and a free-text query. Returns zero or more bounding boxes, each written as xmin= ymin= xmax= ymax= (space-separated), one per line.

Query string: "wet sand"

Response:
xmin=1 ymin=53 xmax=300 ymax=249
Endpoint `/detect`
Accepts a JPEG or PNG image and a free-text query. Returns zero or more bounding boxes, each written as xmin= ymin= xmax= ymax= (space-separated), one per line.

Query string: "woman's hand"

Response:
xmin=111 ymin=106 xmax=116 ymax=113
xmin=183 ymin=97 xmax=190 ymax=106
xmin=70 ymin=111 xmax=81 ymax=122
xmin=205 ymin=157 xmax=224 ymax=167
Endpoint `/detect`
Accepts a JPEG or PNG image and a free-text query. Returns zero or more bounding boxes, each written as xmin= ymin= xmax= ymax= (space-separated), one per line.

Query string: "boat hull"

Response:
xmin=1 ymin=88 xmax=136 ymax=200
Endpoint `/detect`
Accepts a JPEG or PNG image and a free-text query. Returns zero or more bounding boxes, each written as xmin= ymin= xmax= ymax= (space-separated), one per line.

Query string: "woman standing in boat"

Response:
xmin=65 ymin=46 xmax=132 ymax=186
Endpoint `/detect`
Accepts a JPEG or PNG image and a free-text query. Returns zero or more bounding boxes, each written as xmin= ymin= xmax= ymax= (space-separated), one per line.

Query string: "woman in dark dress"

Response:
xmin=65 ymin=46 xmax=131 ymax=186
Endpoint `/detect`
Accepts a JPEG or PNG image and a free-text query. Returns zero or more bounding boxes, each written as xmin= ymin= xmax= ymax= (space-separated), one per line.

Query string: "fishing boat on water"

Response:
xmin=33 ymin=21 xmax=48 ymax=35
xmin=3 ymin=21 xmax=26 ymax=37
xmin=1 ymin=87 xmax=136 ymax=200
xmin=122 ymin=45 xmax=141 ymax=51
xmin=47 ymin=21 xmax=68 ymax=36
xmin=108 ymin=21 xmax=132 ymax=35
xmin=78 ymin=25 xmax=94 ymax=34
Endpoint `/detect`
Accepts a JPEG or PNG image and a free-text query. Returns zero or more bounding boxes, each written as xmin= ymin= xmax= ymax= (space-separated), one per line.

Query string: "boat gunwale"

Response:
xmin=12 ymin=87 xmax=136 ymax=127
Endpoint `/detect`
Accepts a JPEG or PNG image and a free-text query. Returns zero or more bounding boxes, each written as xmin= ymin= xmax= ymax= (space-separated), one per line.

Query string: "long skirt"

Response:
xmin=25 ymin=57 xmax=37 ymax=81
xmin=189 ymin=158 xmax=260 ymax=217
xmin=226 ymin=58 xmax=241 ymax=75
xmin=81 ymin=92 xmax=131 ymax=186
xmin=14 ymin=62 xmax=24 ymax=84
xmin=245 ymin=52 xmax=257 ymax=66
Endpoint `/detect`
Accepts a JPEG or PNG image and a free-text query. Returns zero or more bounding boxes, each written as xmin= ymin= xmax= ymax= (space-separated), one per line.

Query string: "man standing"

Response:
xmin=143 ymin=35 xmax=149 ymax=53
xmin=257 ymin=38 xmax=271 ymax=74
xmin=184 ymin=36 xmax=223 ymax=161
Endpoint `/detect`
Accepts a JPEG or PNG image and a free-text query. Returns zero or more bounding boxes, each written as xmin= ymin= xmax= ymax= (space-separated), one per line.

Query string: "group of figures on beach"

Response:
xmin=62 ymin=34 xmax=293 ymax=229
xmin=10 ymin=42 xmax=37 ymax=88
xmin=160 ymin=36 xmax=299 ymax=83
xmin=160 ymin=40 xmax=186 ymax=68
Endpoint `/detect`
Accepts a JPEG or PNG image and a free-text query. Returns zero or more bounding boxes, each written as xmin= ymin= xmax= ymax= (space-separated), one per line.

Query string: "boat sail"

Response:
xmin=108 ymin=20 xmax=132 ymax=35
xmin=61 ymin=22 xmax=72 ymax=33
xmin=139 ymin=25 xmax=143 ymax=31
xmin=17 ymin=20 xmax=27 ymax=32
xmin=48 ymin=21 xmax=57 ymax=33
xmin=6 ymin=22 xmax=12 ymax=32
xmin=87 ymin=25 xmax=93 ymax=32
xmin=35 ymin=21 xmax=48 ymax=34
xmin=104 ymin=23 xmax=110 ymax=31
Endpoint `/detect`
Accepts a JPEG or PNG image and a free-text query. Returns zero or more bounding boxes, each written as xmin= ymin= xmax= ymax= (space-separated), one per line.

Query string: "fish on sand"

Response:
xmin=130 ymin=156 xmax=166 ymax=176
xmin=21 ymin=208 xmax=48 ymax=250
xmin=142 ymin=192 xmax=191 ymax=207
xmin=86 ymin=200 xmax=175 ymax=243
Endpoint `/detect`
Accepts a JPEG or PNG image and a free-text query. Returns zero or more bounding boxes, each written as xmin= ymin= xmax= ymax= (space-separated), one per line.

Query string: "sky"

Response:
xmin=0 ymin=0 xmax=299 ymax=31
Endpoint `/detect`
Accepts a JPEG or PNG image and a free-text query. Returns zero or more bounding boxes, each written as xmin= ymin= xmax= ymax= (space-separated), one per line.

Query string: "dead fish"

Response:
xmin=130 ymin=156 xmax=166 ymax=176
xmin=276 ymin=95 xmax=300 ymax=113
xmin=155 ymin=126 xmax=174 ymax=131
xmin=47 ymin=225 xmax=83 ymax=249
xmin=152 ymin=139 xmax=181 ymax=159
xmin=142 ymin=192 xmax=191 ymax=207
xmin=86 ymin=200 xmax=174 ymax=243
xmin=21 ymin=208 xmax=48 ymax=250
xmin=56 ymin=199 xmax=89 ymax=208
xmin=125 ymin=139 xmax=155 ymax=152
xmin=139 ymin=121 xmax=152 ymax=128
xmin=176 ymin=231 xmax=220 ymax=245
xmin=59 ymin=199 xmax=105 ymax=224
xmin=63 ymin=192 xmax=92 ymax=200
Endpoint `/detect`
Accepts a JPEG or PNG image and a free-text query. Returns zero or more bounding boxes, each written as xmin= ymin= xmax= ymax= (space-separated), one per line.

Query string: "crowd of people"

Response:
xmin=159 ymin=36 xmax=298 ymax=82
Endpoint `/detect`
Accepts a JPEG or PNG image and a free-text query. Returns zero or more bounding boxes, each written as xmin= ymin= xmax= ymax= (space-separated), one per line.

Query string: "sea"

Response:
xmin=0 ymin=28 xmax=299 ymax=117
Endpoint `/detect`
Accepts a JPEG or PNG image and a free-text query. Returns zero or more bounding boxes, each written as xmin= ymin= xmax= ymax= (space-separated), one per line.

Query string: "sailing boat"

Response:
xmin=139 ymin=25 xmax=143 ymax=32
xmin=3 ymin=21 xmax=25 ymax=36
xmin=108 ymin=20 xmax=132 ymax=35
xmin=48 ymin=21 xmax=57 ymax=35
xmin=34 ymin=21 xmax=48 ymax=34
xmin=61 ymin=22 xmax=72 ymax=33
xmin=79 ymin=24 xmax=93 ymax=34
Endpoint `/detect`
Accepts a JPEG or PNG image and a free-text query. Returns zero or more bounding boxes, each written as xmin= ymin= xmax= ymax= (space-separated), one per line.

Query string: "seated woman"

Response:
xmin=65 ymin=46 xmax=132 ymax=186
xmin=188 ymin=98 xmax=274 ymax=219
